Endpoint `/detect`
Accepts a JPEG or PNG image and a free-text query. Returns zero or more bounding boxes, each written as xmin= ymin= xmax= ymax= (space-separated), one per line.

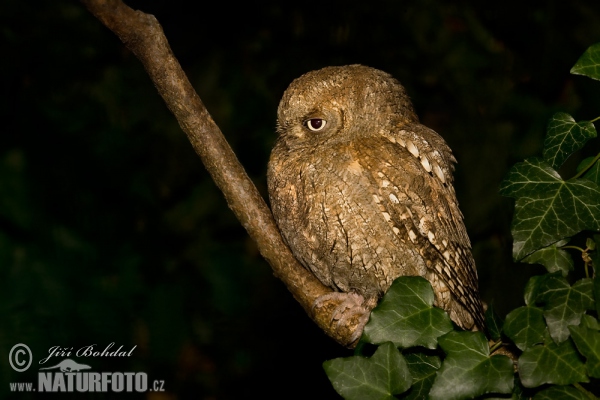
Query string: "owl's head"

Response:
xmin=276 ymin=65 xmax=418 ymax=148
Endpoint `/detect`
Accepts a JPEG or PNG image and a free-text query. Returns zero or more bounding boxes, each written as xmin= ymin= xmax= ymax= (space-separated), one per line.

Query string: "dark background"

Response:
xmin=2 ymin=1 xmax=600 ymax=398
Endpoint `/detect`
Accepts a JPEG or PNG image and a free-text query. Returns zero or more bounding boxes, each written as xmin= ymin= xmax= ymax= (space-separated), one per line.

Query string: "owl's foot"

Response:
xmin=312 ymin=292 xmax=373 ymax=346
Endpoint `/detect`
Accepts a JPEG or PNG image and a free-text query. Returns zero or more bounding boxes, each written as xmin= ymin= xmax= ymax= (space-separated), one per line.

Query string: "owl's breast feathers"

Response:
xmin=268 ymin=123 xmax=485 ymax=330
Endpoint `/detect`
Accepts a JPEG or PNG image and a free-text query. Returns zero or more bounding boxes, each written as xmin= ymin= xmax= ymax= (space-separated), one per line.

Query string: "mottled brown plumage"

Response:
xmin=267 ymin=65 xmax=484 ymax=333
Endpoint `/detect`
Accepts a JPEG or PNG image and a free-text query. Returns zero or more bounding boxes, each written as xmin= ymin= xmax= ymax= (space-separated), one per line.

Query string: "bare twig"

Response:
xmin=81 ymin=0 xmax=361 ymax=346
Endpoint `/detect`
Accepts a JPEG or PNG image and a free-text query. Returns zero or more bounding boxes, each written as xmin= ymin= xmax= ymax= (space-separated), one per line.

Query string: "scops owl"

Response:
xmin=267 ymin=65 xmax=485 ymax=334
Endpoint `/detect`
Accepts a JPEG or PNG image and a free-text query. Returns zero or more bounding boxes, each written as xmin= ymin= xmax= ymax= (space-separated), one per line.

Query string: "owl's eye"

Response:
xmin=305 ymin=118 xmax=327 ymax=132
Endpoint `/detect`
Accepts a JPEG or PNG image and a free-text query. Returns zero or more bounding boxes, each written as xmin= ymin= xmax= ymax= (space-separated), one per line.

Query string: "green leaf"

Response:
xmin=400 ymin=352 xmax=441 ymax=400
xmin=500 ymin=158 xmax=562 ymax=198
xmin=577 ymin=156 xmax=600 ymax=185
xmin=569 ymin=324 xmax=600 ymax=378
xmin=594 ymin=275 xmax=600 ymax=314
xmin=428 ymin=331 xmax=514 ymax=400
xmin=510 ymin=377 xmax=527 ymax=400
xmin=518 ymin=338 xmax=588 ymax=387
xmin=503 ymin=306 xmax=547 ymax=351
xmin=533 ymin=275 xmax=594 ymax=343
xmin=324 ymin=342 xmax=412 ymax=400
xmin=362 ymin=276 xmax=453 ymax=349
xmin=571 ymin=42 xmax=600 ymax=81
xmin=522 ymin=240 xmax=574 ymax=276
xmin=524 ymin=275 xmax=544 ymax=306
xmin=533 ymin=385 xmax=589 ymax=400
xmin=543 ymin=112 xmax=597 ymax=169
xmin=581 ymin=314 xmax=600 ymax=330
xmin=593 ymin=238 xmax=600 ymax=280
xmin=499 ymin=158 xmax=600 ymax=260
xmin=485 ymin=303 xmax=504 ymax=341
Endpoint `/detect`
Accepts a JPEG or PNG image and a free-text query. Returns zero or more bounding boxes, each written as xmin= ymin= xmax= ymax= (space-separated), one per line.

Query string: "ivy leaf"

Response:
xmin=428 ymin=331 xmax=514 ymax=400
xmin=400 ymin=352 xmax=441 ymax=400
xmin=533 ymin=275 xmax=594 ymax=343
xmin=592 ymin=238 xmax=600 ymax=289
xmin=485 ymin=303 xmax=504 ymax=341
xmin=540 ymin=277 xmax=595 ymax=342
xmin=533 ymin=385 xmax=589 ymax=400
xmin=569 ymin=324 xmax=600 ymax=378
xmin=594 ymin=275 xmax=600 ymax=314
xmin=510 ymin=377 xmax=527 ymax=400
xmin=581 ymin=314 xmax=600 ymax=330
xmin=324 ymin=342 xmax=412 ymax=400
xmin=524 ymin=275 xmax=544 ymax=306
xmin=500 ymin=158 xmax=562 ymax=198
xmin=543 ymin=112 xmax=597 ymax=169
xmin=518 ymin=338 xmax=588 ymax=387
xmin=522 ymin=240 xmax=573 ymax=276
xmin=571 ymin=42 xmax=600 ymax=81
xmin=362 ymin=276 xmax=453 ymax=349
xmin=499 ymin=158 xmax=600 ymax=260
xmin=503 ymin=306 xmax=547 ymax=351
xmin=577 ymin=157 xmax=600 ymax=185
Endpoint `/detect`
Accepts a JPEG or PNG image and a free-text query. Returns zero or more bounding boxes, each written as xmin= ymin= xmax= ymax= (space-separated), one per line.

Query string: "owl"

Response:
xmin=267 ymin=65 xmax=485 ymax=337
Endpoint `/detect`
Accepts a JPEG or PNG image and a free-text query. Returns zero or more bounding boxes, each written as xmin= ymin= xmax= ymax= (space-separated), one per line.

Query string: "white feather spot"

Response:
xmin=397 ymin=137 xmax=406 ymax=147
xmin=427 ymin=231 xmax=436 ymax=242
xmin=433 ymin=163 xmax=446 ymax=183
xmin=406 ymin=140 xmax=419 ymax=157
xmin=389 ymin=193 xmax=399 ymax=204
xmin=372 ymin=194 xmax=380 ymax=204
xmin=382 ymin=212 xmax=391 ymax=222
xmin=420 ymin=156 xmax=432 ymax=172
xmin=443 ymin=251 xmax=451 ymax=260
xmin=377 ymin=172 xmax=384 ymax=178
xmin=419 ymin=217 xmax=427 ymax=232
xmin=392 ymin=227 xmax=400 ymax=234
xmin=382 ymin=180 xmax=390 ymax=188
xmin=388 ymin=136 xmax=396 ymax=143
xmin=408 ymin=230 xmax=417 ymax=242
xmin=442 ymin=239 xmax=448 ymax=247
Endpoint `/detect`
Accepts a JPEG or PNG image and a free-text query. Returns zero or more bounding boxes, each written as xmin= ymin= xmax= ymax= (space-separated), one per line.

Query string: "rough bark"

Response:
xmin=81 ymin=0 xmax=362 ymax=347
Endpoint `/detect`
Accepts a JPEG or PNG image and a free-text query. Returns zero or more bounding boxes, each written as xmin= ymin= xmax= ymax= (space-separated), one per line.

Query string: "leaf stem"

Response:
xmin=489 ymin=340 xmax=503 ymax=354
xmin=586 ymin=263 xmax=591 ymax=279
xmin=562 ymin=245 xmax=585 ymax=253
xmin=590 ymin=115 xmax=600 ymax=123
xmin=573 ymin=382 xmax=599 ymax=400
xmin=573 ymin=152 xmax=600 ymax=179
xmin=563 ymin=245 xmax=595 ymax=278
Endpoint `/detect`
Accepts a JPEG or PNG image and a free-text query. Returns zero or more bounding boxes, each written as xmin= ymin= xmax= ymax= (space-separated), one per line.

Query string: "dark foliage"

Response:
xmin=2 ymin=1 xmax=600 ymax=398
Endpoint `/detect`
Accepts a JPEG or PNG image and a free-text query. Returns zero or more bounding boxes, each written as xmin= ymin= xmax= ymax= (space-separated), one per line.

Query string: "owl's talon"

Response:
xmin=313 ymin=292 xmax=372 ymax=345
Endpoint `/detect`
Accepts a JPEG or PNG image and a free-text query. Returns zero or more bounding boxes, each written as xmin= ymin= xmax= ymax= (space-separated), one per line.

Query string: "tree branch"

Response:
xmin=81 ymin=0 xmax=362 ymax=346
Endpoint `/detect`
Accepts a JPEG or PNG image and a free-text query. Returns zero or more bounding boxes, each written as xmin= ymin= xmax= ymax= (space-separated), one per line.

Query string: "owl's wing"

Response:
xmin=353 ymin=125 xmax=485 ymax=330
